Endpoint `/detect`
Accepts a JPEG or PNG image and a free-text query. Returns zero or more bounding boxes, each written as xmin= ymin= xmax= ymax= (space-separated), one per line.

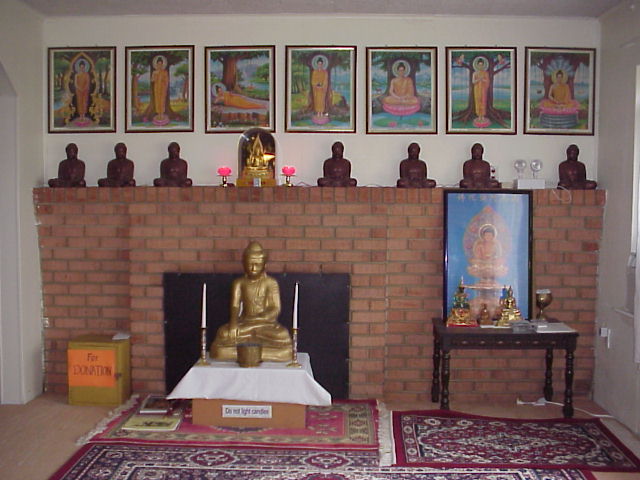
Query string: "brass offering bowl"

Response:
xmin=237 ymin=342 xmax=262 ymax=368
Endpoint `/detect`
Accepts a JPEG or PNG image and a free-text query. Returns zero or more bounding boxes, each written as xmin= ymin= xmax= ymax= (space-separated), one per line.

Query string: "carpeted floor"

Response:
xmin=49 ymin=442 xmax=596 ymax=480
xmin=79 ymin=395 xmax=379 ymax=449
xmin=2 ymin=394 xmax=639 ymax=480
xmin=393 ymin=409 xmax=640 ymax=472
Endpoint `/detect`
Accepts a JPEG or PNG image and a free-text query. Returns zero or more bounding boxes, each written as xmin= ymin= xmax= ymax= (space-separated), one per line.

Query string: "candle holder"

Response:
xmin=281 ymin=166 xmax=296 ymax=187
xmin=217 ymin=166 xmax=232 ymax=188
xmin=287 ymin=327 xmax=301 ymax=368
xmin=197 ymin=327 xmax=208 ymax=365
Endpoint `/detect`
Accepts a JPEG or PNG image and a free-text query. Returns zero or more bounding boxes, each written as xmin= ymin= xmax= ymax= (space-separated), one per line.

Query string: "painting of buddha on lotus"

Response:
xmin=525 ymin=47 xmax=595 ymax=135
xmin=443 ymin=190 xmax=532 ymax=322
xmin=367 ymin=47 xmax=436 ymax=134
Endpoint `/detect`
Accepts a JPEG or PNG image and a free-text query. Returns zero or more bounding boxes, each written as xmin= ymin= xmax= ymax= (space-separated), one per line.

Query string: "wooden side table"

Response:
xmin=431 ymin=318 xmax=578 ymax=418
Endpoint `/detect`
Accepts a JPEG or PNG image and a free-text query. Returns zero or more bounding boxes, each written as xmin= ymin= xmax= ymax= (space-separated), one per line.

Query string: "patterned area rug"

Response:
xmin=393 ymin=409 xmax=640 ymax=472
xmin=49 ymin=442 xmax=595 ymax=480
xmin=80 ymin=396 xmax=378 ymax=449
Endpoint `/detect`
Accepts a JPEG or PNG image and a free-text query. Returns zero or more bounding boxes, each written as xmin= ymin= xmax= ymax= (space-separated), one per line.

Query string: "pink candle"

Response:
xmin=282 ymin=165 xmax=296 ymax=176
xmin=201 ymin=283 xmax=207 ymax=328
xmin=217 ymin=166 xmax=232 ymax=177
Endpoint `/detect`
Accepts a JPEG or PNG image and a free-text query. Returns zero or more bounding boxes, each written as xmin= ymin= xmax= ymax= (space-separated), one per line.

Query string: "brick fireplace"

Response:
xmin=33 ymin=186 xmax=604 ymax=404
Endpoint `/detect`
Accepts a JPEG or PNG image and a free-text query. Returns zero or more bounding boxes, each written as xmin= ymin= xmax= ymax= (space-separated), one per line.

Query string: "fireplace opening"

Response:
xmin=163 ymin=272 xmax=350 ymax=399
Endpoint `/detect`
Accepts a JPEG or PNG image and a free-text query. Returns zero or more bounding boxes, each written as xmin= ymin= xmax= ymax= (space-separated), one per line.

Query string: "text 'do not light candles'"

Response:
xmin=217 ymin=166 xmax=232 ymax=187
xmin=282 ymin=165 xmax=296 ymax=187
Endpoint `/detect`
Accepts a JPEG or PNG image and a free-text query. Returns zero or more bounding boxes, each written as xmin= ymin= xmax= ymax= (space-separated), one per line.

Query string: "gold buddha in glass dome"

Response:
xmin=236 ymin=127 xmax=277 ymax=187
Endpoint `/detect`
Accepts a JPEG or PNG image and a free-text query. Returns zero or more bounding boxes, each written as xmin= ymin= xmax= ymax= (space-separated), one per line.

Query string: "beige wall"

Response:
xmin=3 ymin=6 xmax=618 ymax=408
xmin=0 ymin=0 xmax=44 ymax=402
xmin=595 ymin=0 xmax=640 ymax=435
xmin=42 ymin=14 xmax=599 ymax=187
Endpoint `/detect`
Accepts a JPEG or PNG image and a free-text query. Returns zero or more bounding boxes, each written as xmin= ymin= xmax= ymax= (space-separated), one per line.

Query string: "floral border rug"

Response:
xmin=393 ymin=409 xmax=640 ymax=472
xmin=80 ymin=395 xmax=379 ymax=450
xmin=49 ymin=442 xmax=595 ymax=480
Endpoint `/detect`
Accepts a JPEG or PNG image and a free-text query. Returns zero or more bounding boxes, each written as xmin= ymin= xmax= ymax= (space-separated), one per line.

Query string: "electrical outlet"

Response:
xmin=599 ymin=327 xmax=611 ymax=348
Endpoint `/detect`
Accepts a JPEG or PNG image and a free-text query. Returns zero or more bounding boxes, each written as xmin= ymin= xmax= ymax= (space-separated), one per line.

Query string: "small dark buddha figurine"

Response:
xmin=557 ymin=144 xmax=597 ymax=190
xmin=459 ymin=143 xmax=501 ymax=189
xmin=48 ymin=143 xmax=86 ymax=188
xmin=397 ymin=142 xmax=436 ymax=188
xmin=98 ymin=143 xmax=136 ymax=187
xmin=317 ymin=141 xmax=357 ymax=187
xmin=153 ymin=142 xmax=193 ymax=187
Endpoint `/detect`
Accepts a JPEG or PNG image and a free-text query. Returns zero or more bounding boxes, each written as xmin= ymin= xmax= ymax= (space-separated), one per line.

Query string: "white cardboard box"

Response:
xmin=515 ymin=178 xmax=546 ymax=189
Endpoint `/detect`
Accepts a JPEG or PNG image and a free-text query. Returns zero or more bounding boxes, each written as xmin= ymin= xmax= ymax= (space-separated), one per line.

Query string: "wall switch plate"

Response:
xmin=599 ymin=327 xmax=611 ymax=348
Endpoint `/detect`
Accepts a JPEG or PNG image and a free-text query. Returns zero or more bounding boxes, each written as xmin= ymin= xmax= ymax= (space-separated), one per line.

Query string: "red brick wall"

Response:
xmin=33 ymin=187 xmax=605 ymax=404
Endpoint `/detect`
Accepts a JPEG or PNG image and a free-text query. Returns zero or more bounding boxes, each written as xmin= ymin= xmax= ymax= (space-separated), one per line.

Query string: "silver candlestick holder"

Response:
xmin=197 ymin=327 xmax=208 ymax=365
xmin=287 ymin=327 xmax=301 ymax=368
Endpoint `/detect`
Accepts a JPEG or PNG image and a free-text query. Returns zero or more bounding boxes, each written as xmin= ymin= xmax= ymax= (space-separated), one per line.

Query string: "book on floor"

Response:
xmin=139 ymin=395 xmax=173 ymax=414
xmin=121 ymin=414 xmax=181 ymax=431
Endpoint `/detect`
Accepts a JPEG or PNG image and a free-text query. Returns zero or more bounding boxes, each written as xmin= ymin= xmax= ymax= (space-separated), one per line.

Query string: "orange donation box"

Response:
xmin=67 ymin=334 xmax=131 ymax=406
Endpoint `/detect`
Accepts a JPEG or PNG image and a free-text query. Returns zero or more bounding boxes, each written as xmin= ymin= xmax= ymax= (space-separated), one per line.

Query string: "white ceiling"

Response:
xmin=17 ymin=0 xmax=624 ymax=18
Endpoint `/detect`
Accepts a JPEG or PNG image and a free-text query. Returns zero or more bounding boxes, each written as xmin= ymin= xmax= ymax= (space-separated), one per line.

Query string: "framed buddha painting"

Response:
xmin=48 ymin=47 xmax=116 ymax=133
xmin=285 ymin=46 xmax=356 ymax=133
xmin=125 ymin=45 xmax=194 ymax=133
xmin=443 ymin=189 xmax=532 ymax=322
xmin=524 ymin=47 xmax=596 ymax=135
xmin=204 ymin=46 xmax=275 ymax=134
xmin=366 ymin=47 xmax=437 ymax=134
xmin=446 ymin=47 xmax=516 ymax=134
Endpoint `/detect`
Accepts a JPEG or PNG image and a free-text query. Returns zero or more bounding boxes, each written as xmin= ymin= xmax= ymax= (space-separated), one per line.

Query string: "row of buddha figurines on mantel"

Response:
xmin=47 ymin=140 xmax=597 ymax=190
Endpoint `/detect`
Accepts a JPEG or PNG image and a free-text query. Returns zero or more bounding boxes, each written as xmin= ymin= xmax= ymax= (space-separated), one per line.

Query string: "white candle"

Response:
xmin=201 ymin=283 xmax=207 ymax=329
xmin=293 ymin=282 xmax=299 ymax=329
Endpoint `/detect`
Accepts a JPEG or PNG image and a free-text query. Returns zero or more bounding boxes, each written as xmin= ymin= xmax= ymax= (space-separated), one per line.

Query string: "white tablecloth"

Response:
xmin=167 ymin=352 xmax=331 ymax=406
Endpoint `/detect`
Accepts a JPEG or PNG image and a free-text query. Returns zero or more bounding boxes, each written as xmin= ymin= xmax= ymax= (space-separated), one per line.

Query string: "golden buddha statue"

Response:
xmin=496 ymin=286 xmax=523 ymax=326
xmin=210 ymin=241 xmax=293 ymax=362
xmin=236 ymin=128 xmax=276 ymax=187
xmin=447 ymin=280 xmax=477 ymax=327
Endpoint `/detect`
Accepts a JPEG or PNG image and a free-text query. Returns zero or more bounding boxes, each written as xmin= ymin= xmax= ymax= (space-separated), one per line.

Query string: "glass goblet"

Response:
xmin=535 ymin=289 xmax=553 ymax=323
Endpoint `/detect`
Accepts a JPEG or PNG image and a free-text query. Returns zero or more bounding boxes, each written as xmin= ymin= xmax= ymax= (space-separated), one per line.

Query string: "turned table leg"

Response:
xmin=431 ymin=335 xmax=441 ymax=403
xmin=563 ymin=348 xmax=575 ymax=418
xmin=544 ymin=348 xmax=554 ymax=401
xmin=441 ymin=350 xmax=450 ymax=410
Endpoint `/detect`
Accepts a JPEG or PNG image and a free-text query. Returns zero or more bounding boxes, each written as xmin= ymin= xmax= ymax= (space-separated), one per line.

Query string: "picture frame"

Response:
xmin=48 ymin=47 xmax=116 ymax=133
xmin=125 ymin=45 xmax=194 ymax=132
xmin=524 ymin=47 xmax=596 ymax=135
xmin=205 ymin=46 xmax=275 ymax=133
xmin=446 ymin=47 xmax=516 ymax=134
xmin=366 ymin=47 xmax=437 ymax=134
xmin=443 ymin=189 xmax=533 ymax=322
xmin=285 ymin=46 xmax=356 ymax=133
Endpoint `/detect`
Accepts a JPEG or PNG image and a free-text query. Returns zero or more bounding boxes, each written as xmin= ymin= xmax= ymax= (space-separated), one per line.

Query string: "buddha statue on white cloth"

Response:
xmin=210 ymin=241 xmax=293 ymax=362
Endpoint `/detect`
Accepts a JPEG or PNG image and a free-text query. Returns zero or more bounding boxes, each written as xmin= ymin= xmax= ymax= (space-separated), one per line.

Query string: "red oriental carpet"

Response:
xmin=392 ymin=409 xmax=640 ymax=472
xmin=49 ymin=442 xmax=595 ymax=480
xmin=79 ymin=395 xmax=378 ymax=450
